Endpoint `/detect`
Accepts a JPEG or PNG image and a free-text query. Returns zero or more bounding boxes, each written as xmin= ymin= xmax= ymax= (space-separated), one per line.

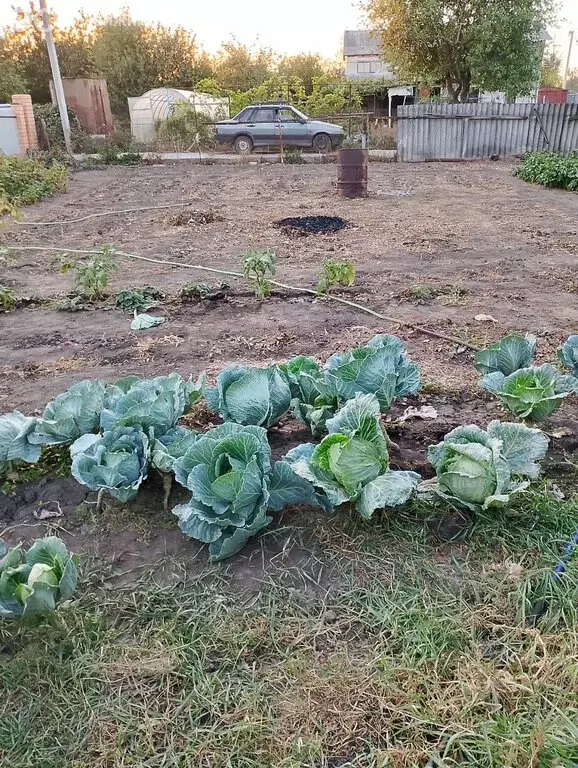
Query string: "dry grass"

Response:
xmin=133 ymin=334 xmax=184 ymax=362
xmin=1 ymin=492 xmax=577 ymax=768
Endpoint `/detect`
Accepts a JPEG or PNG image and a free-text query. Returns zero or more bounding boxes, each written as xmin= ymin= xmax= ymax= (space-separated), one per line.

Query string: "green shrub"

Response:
xmin=515 ymin=152 xmax=578 ymax=191
xmin=0 ymin=155 xmax=68 ymax=214
xmin=33 ymin=103 xmax=85 ymax=153
xmin=0 ymin=285 xmax=16 ymax=312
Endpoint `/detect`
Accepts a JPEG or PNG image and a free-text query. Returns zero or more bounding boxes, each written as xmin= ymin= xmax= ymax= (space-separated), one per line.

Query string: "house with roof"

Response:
xmin=343 ymin=30 xmax=396 ymax=80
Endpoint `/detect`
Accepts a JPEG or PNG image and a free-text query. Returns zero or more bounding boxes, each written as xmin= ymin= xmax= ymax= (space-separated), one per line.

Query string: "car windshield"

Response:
xmin=290 ymin=107 xmax=309 ymax=121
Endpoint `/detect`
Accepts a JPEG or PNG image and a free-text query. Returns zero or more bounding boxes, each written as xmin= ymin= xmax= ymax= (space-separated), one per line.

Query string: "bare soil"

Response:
xmin=1 ymin=161 xmax=577 ymax=573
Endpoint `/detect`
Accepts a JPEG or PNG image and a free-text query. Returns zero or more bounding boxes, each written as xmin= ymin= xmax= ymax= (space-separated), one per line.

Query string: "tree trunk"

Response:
xmin=445 ymin=74 xmax=471 ymax=103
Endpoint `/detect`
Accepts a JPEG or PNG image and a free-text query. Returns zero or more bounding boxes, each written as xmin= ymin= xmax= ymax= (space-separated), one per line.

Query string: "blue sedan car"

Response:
xmin=215 ymin=103 xmax=345 ymax=154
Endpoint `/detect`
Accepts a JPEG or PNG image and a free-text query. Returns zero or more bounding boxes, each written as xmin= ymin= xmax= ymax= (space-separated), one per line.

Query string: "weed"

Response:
xmin=283 ymin=149 xmax=305 ymax=164
xmin=0 ymin=155 xmax=68 ymax=214
xmin=241 ymin=251 xmax=276 ymax=299
xmin=166 ymin=209 xmax=223 ymax=226
xmin=515 ymin=151 xmax=578 ymax=191
xmin=97 ymin=148 xmax=142 ymax=165
xmin=115 ymin=287 xmax=163 ymax=313
xmin=441 ymin=280 xmax=468 ymax=307
xmin=1 ymin=444 xmax=71 ymax=494
xmin=0 ymin=285 xmax=15 ymax=312
xmin=404 ymin=282 xmax=438 ymax=302
xmin=55 ymin=295 xmax=86 ymax=312
xmin=316 ymin=258 xmax=356 ymax=294
xmin=60 ymin=246 xmax=119 ymax=300
xmin=179 ymin=281 xmax=230 ymax=302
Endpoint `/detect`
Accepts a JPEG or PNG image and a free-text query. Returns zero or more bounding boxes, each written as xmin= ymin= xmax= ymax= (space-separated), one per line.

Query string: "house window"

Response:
xmin=357 ymin=61 xmax=371 ymax=74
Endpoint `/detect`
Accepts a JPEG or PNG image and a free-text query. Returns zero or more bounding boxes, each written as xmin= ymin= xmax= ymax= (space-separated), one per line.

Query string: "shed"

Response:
xmin=128 ymin=88 xmax=228 ymax=143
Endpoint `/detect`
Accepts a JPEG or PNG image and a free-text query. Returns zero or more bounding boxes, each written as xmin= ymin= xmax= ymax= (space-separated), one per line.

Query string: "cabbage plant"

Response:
xmin=151 ymin=426 xmax=199 ymax=474
xmin=558 ymin=335 xmax=578 ymax=377
xmin=0 ymin=411 xmax=41 ymax=475
xmin=425 ymin=421 xmax=549 ymax=511
xmin=101 ymin=372 xmax=204 ymax=437
xmin=0 ymin=536 xmax=78 ymax=618
xmin=322 ymin=334 xmax=420 ymax=412
xmin=71 ymin=426 xmax=149 ymax=502
xmin=205 ymin=365 xmax=291 ymax=428
xmin=474 ymin=333 xmax=536 ymax=376
xmin=481 ymin=364 xmax=578 ymax=421
xmin=31 ymin=380 xmax=107 ymax=445
xmin=284 ymin=394 xmax=420 ymax=519
xmin=172 ymin=422 xmax=329 ymax=561
xmin=280 ymin=356 xmax=340 ymax=436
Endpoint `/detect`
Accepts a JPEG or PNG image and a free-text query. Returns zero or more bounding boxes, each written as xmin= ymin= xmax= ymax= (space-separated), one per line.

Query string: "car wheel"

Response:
xmin=312 ymin=133 xmax=332 ymax=153
xmin=234 ymin=135 xmax=253 ymax=155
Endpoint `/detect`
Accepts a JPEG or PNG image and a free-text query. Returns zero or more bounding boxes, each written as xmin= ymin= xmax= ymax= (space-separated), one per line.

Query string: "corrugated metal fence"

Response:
xmin=397 ymin=102 xmax=578 ymax=162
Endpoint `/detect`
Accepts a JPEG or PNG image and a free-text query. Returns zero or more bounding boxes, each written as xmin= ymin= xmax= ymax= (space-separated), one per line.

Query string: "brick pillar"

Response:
xmin=12 ymin=94 xmax=38 ymax=151
xmin=11 ymin=103 xmax=30 ymax=154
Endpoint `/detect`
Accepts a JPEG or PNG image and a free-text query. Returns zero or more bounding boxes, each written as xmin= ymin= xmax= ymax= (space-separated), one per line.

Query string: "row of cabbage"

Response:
xmin=1 ymin=333 xmax=577 ymax=578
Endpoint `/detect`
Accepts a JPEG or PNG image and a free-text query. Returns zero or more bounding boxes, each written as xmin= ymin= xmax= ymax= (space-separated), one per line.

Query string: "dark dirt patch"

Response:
xmin=273 ymin=214 xmax=348 ymax=235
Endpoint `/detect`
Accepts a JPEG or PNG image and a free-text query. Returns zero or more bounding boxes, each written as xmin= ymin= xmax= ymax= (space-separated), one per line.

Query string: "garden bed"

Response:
xmin=1 ymin=160 xmax=577 ymax=767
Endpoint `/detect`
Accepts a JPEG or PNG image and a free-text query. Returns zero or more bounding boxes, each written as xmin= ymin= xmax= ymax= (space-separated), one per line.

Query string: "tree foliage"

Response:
xmin=540 ymin=49 xmax=562 ymax=86
xmin=213 ymin=41 xmax=275 ymax=92
xmin=366 ymin=0 xmax=553 ymax=102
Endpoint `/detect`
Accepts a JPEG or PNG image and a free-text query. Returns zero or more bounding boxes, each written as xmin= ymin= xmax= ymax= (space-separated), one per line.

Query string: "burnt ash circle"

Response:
xmin=273 ymin=215 xmax=348 ymax=236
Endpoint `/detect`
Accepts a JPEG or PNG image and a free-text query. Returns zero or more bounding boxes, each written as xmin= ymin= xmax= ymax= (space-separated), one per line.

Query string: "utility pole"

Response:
xmin=38 ymin=0 xmax=72 ymax=154
xmin=562 ymin=30 xmax=575 ymax=89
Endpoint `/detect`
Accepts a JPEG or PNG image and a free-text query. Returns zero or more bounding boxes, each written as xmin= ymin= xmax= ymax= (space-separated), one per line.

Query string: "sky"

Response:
xmin=2 ymin=0 xmax=577 ymax=69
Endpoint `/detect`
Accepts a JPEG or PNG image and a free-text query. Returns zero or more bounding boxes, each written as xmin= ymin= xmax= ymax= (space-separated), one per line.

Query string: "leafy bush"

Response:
xmin=205 ymin=366 xmax=291 ymax=428
xmin=241 ymin=251 xmax=276 ymax=299
xmin=0 ymin=412 xmax=41 ymax=475
xmin=115 ymin=287 xmax=163 ymax=313
xmin=285 ymin=394 xmax=420 ymax=519
xmin=482 ymin=364 xmax=578 ymax=421
xmin=172 ymin=422 xmax=328 ymax=561
xmin=156 ymin=102 xmax=218 ymax=150
xmin=558 ymin=335 xmax=578 ymax=377
xmin=33 ymin=103 xmax=84 ymax=152
xmin=515 ymin=152 xmax=578 ymax=191
xmin=425 ymin=421 xmax=549 ymax=511
xmin=71 ymin=426 xmax=149 ymax=502
xmin=101 ymin=373 xmax=205 ymax=437
xmin=32 ymin=380 xmax=107 ymax=446
xmin=60 ymin=247 xmax=119 ymax=300
xmin=97 ymin=148 xmax=142 ymax=166
xmin=323 ymin=334 xmax=420 ymax=412
xmin=316 ymin=259 xmax=356 ymax=295
xmin=0 ymin=537 xmax=78 ymax=619
xmin=474 ymin=333 xmax=537 ymax=376
xmin=0 ymin=155 xmax=68 ymax=214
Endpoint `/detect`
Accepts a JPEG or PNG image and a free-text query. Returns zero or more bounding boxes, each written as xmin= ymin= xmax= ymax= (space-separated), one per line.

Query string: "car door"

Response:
xmin=275 ymin=107 xmax=308 ymax=147
xmin=248 ymin=107 xmax=277 ymax=146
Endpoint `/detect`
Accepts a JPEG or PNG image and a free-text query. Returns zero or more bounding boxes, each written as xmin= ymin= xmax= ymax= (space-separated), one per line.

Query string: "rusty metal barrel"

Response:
xmin=336 ymin=148 xmax=368 ymax=198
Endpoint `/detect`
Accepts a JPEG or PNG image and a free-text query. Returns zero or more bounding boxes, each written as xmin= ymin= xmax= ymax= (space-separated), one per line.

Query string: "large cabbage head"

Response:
xmin=31 ymin=380 xmax=107 ymax=445
xmin=101 ymin=372 xmax=205 ymax=437
xmin=70 ymin=426 xmax=149 ymax=502
xmin=474 ymin=333 xmax=536 ymax=376
xmin=285 ymin=394 xmax=420 ymax=519
xmin=481 ymin=364 xmax=578 ymax=421
xmin=558 ymin=335 xmax=578 ymax=377
xmin=173 ymin=422 xmax=328 ymax=561
xmin=323 ymin=334 xmax=420 ymax=412
xmin=426 ymin=421 xmax=549 ymax=511
xmin=205 ymin=365 xmax=291 ymax=428
xmin=0 ymin=411 xmax=41 ymax=475
xmin=0 ymin=536 xmax=78 ymax=618
xmin=280 ymin=356 xmax=339 ymax=436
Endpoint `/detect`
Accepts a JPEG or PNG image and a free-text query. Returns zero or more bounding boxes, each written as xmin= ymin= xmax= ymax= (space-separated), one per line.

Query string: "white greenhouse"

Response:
xmin=127 ymin=88 xmax=228 ymax=144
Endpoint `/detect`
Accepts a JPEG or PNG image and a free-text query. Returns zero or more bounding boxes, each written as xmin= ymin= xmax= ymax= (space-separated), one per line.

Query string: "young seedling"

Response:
xmin=241 ymin=251 xmax=276 ymax=299
xmin=60 ymin=246 xmax=119 ymax=300
xmin=115 ymin=287 xmax=163 ymax=313
xmin=316 ymin=259 xmax=356 ymax=295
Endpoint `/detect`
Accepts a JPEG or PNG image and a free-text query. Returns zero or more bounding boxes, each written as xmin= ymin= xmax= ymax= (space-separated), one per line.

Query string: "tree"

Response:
xmin=278 ymin=54 xmax=333 ymax=93
xmin=0 ymin=4 xmax=95 ymax=103
xmin=366 ymin=0 xmax=553 ymax=102
xmin=540 ymin=49 xmax=562 ymax=86
xmin=0 ymin=59 xmax=28 ymax=101
xmin=92 ymin=12 xmax=213 ymax=114
xmin=213 ymin=42 xmax=274 ymax=91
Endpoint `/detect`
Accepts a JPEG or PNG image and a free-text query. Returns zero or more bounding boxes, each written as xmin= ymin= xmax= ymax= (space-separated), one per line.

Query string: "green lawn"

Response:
xmin=1 ymin=492 xmax=577 ymax=768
